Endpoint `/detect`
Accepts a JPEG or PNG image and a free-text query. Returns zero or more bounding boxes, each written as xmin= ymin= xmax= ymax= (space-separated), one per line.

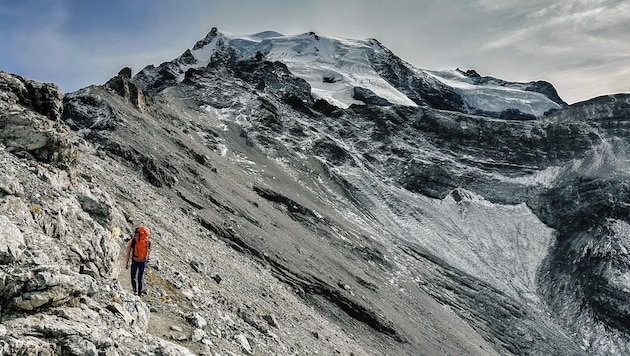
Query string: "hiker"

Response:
xmin=125 ymin=225 xmax=151 ymax=296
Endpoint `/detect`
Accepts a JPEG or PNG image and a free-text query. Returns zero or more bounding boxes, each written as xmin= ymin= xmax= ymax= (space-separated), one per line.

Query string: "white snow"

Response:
xmin=426 ymin=70 xmax=562 ymax=117
xmin=262 ymin=34 xmax=418 ymax=108
xmin=186 ymin=31 xmax=418 ymax=108
xmin=159 ymin=29 xmax=564 ymax=116
xmin=493 ymin=139 xmax=630 ymax=188
xmin=340 ymin=167 xmax=555 ymax=302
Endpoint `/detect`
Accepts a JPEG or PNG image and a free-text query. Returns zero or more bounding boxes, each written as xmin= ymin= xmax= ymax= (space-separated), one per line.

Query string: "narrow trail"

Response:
xmin=117 ymin=240 xmax=134 ymax=295
xmin=115 ymin=239 xmax=198 ymax=351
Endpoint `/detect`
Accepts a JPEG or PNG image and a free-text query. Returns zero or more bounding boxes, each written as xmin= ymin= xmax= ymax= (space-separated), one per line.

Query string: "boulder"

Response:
xmin=8 ymin=267 xmax=97 ymax=312
xmin=107 ymin=302 xmax=134 ymax=324
xmin=235 ymin=334 xmax=253 ymax=354
xmin=186 ymin=312 xmax=207 ymax=329
xmin=191 ymin=328 xmax=206 ymax=342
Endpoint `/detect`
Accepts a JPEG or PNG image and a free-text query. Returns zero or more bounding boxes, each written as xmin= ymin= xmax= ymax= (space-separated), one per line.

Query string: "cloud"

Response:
xmin=480 ymin=0 xmax=630 ymax=54
xmin=470 ymin=0 xmax=630 ymax=102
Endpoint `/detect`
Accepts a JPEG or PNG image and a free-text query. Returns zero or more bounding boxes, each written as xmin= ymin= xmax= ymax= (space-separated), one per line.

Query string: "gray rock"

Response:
xmin=118 ymin=67 xmax=133 ymax=79
xmin=63 ymin=335 xmax=98 ymax=356
xmin=0 ymin=215 xmax=25 ymax=264
xmin=10 ymin=269 xmax=97 ymax=311
xmin=0 ymin=171 xmax=24 ymax=196
xmin=0 ymin=71 xmax=64 ymax=121
xmin=235 ymin=334 xmax=252 ymax=354
xmin=105 ymin=74 xmax=148 ymax=111
xmin=3 ymin=336 xmax=57 ymax=355
xmin=186 ymin=312 xmax=207 ymax=329
xmin=153 ymin=338 xmax=196 ymax=355
xmin=148 ymin=255 xmax=162 ymax=270
xmin=107 ymin=302 xmax=134 ymax=324
xmin=0 ymin=72 xmax=78 ymax=171
xmin=171 ymin=333 xmax=188 ymax=341
xmin=191 ymin=328 xmax=206 ymax=342
xmin=262 ymin=314 xmax=278 ymax=328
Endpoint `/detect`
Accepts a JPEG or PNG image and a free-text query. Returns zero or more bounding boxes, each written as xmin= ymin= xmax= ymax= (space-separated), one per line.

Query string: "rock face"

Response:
xmin=105 ymin=67 xmax=149 ymax=111
xmin=0 ymin=72 xmax=78 ymax=171
xmin=0 ymin=72 xmax=190 ymax=355
xmin=0 ymin=71 xmax=64 ymax=121
xmin=2 ymin=30 xmax=630 ymax=355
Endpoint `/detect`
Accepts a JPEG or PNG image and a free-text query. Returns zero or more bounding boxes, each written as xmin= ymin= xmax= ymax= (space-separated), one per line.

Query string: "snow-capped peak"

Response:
xmin=186 ymin=29 xmax=417 ymax=108
xmin=135 ymin=28 xmax=566 ymax=117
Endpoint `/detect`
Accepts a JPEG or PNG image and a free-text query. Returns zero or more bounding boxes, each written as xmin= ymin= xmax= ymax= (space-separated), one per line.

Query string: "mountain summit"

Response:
xmin=1 ymin=28 xmax=630 ymax=355
xmin=136 ymin=27 xmax=565 ymax=117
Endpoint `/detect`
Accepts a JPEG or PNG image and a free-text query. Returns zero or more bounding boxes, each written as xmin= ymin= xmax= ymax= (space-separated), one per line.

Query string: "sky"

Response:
xmin=1 ymin=0 xmax=628 ymax=104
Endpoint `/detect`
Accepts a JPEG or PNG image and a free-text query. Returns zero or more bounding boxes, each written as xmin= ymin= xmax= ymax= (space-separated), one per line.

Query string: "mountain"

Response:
xmin=135 ymin=28 xmax=565 ymax=117
xmin=1 ymin=27 xmax=629 ymax=355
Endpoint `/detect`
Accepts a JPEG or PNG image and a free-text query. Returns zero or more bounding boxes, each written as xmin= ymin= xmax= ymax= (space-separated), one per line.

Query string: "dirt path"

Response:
xmin=116 ymin=240 xmax=201 ymax=353
xmin=118 ymin=241 xmax=134 ymax=295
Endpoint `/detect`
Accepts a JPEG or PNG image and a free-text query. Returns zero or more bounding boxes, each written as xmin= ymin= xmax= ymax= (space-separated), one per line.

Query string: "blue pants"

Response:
xmin=130 ymin=261 xmax=146 ymax=295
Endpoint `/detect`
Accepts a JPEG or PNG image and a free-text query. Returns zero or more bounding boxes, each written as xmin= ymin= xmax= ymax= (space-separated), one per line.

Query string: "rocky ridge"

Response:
xmin=0 ymin=69 xmax=493 ymax=355
xmin=1 ymin=27 xmax=630 ymax=356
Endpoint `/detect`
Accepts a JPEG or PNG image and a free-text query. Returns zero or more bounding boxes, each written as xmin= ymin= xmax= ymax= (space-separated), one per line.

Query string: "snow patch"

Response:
xmin=150 ymin=30 xmax=419 ymax=109
xmin=427 ymin=70 xmax=561 ymax=117
xmin=340 ymin=168 xmax=554 ymax=301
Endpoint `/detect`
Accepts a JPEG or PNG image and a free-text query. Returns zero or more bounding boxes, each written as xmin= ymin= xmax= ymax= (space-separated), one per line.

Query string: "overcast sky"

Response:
xmin=1 ymin=0 xmax=628 ymax=104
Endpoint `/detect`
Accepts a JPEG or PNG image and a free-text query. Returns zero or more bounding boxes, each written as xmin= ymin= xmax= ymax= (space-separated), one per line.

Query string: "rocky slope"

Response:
xmin=1 ymin=28 xmax=630 ymax=355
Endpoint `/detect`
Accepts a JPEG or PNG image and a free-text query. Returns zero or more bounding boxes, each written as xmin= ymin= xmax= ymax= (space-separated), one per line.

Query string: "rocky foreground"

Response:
xmin=0 ymin=70 xmax=495 ymax=355
xmin=1 ymin=29 xmax=630 ymax=355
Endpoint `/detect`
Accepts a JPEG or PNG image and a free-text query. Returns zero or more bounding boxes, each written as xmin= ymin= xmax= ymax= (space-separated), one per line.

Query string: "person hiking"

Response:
xmin=125 ymin=225 xmax=151 ymax=296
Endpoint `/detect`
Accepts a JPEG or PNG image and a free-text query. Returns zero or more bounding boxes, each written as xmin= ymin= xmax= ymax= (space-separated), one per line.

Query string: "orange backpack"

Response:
xmin=132 ymin=226 xmax=150 ymax=262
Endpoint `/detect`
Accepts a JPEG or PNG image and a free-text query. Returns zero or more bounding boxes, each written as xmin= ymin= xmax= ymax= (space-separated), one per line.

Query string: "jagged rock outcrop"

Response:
xmin=0 ymin=72 xmax=78 ymax=171
xmin=105 ymin=67 xmax=149 ymax=111
xmin=0 ymin=71 xmax=63 ymax=121
xmin=117 ymin=66 xmax=133 ymax=79
xmin=368 ymin=40 xmax=466 ymax=111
